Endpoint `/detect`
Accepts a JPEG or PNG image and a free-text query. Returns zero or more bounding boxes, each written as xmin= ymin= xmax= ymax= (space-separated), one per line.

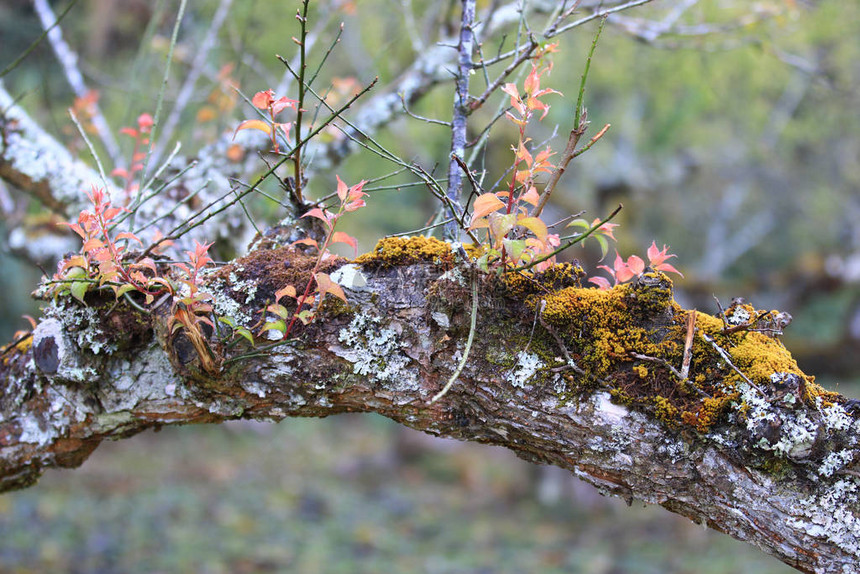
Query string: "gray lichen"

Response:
xmin=333 ymin=311 xmax=419 ymax=392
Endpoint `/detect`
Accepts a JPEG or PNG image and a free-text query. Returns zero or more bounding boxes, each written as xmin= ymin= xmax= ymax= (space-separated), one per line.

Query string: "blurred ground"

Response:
xmin=0 ymin=415 xmax=795 ymax=574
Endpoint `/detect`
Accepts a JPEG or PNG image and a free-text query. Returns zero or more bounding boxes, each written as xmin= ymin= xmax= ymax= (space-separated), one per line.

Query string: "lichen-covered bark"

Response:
xmin=1 ymin=237 xmax=859 ymax=573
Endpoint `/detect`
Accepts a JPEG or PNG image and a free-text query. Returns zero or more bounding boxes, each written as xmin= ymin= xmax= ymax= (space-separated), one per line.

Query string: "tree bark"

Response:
xmin=1 ymin=237 xmax=859 ymax=573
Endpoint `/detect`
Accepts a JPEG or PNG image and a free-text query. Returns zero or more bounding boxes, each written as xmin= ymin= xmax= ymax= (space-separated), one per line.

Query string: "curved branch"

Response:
xmin=1 ymin=239 xmax=859 ymax=573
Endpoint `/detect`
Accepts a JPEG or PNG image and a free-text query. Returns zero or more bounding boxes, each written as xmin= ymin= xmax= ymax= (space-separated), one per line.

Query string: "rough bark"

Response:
xmin=1 ymin=237 xmax=859 ymax=573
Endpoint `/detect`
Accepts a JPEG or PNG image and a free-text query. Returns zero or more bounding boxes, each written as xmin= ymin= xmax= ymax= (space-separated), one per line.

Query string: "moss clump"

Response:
xmin=653 ymin=395 xmax=679 ymax=425
xmin=503 ymin=262 xmax=584 ymax=299
xmin=354 ymin=236 xmax=453 ymax=269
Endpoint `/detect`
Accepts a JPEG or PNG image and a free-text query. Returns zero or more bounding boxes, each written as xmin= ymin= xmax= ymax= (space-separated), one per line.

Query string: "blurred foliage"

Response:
xmin=0 ymin=416 xmax=795 ymax=574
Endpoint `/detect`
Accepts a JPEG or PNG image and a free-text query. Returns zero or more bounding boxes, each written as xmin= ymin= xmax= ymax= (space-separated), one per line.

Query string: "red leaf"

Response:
xmin=589 ymin=276 xmax=612 ymax=290
xmin=116 ymin=231 xmax=142 ymax=244
xmin=301 ymin=207 xmax=333 ymax=229
xmin=251 ymin=90 xmax=275 ymax=109
xmin=331 ymin=231 xmax=358 ymax=256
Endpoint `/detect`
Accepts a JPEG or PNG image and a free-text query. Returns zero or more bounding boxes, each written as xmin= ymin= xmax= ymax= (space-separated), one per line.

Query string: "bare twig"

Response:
xmin=680 ymin=310 xmax=696 ymax=380
xmin=151 ymin=0 xmax=234 ymax=166
xmin=0 ymin=0 xmax=80 ymax=79
xmin=700 ymin=332 xmax=766 ymax=395
xmin=547 ymin=0 xmax=655 ymax=38
xmin=430 ymin=271 xmax=478 ymax=403
xmin=533 ymin=17 xmax=607 ymax=218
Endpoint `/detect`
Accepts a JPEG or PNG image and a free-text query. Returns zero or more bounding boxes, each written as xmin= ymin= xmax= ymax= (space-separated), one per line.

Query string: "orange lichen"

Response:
xmin=354 ymin=236 xmax=453 ymax=268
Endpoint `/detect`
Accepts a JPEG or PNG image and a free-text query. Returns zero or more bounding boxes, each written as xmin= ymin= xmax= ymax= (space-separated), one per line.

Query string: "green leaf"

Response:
xmin=115 ymin=283 xmax=137 ymax=298
xmin=70 ymin=281 xmax=89 ymax=304
xmin=566 ymin=218 xmax=590 ymax=231
xmin=65 ymin=266 xmax=88 ymax=280
xmin=236 ymin=327 xmax=255 ymax=346
xmin=218 ymin=316 xmax=237 ymax=328
xmin=502 ymin=239 xmax=528 ymax=264
xmin=261 ymin=319 xmax=286 ymax=333
xmin=594 ymin=234 xmax=609 ymax=260
xmin=267 ymin=303 xmax=290 ymax=319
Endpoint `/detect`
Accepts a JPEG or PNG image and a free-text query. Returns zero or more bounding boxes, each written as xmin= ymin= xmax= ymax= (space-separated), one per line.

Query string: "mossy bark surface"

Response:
xmin=1 ymin=237 xmax=859 ymax=573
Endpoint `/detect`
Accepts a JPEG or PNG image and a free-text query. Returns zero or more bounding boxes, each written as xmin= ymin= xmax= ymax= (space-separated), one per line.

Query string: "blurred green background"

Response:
xmin=1 ymin=0 xmax=858 ymax=572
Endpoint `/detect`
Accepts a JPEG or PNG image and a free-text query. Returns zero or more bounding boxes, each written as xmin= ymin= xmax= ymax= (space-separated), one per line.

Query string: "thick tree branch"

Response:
xmin=1 ymin=238 xmax=859 ymax=573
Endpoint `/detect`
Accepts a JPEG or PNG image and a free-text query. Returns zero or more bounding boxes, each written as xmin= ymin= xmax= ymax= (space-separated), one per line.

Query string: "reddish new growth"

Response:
xmin=233 ymin=89 xmax=298 ymax=153
xmin=112 ymin=113 xmax=154 ymax=199
xmin=590 ymin=241 xmax=684 ymax=290
xmin=263 ymin=176 xmax=367 ymax=340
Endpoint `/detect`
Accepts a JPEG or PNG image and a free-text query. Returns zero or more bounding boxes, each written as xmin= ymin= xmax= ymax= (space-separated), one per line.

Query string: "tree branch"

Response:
xmin=1 ymin=238 xmax=859 ymax=573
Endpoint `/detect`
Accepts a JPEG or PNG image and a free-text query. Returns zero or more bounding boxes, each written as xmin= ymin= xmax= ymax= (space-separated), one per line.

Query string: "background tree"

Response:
xmin=1 ymin=1 xmax=859 ymax=572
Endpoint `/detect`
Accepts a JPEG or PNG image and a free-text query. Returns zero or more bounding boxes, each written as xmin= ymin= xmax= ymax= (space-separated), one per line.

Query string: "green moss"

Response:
xmin=354 ymin=236 xmax=453 ymax=268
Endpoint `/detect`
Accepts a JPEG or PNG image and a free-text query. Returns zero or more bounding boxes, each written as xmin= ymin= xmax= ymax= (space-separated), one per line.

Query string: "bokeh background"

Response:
xmin=1 ymin=0 xmax=858 ymax=572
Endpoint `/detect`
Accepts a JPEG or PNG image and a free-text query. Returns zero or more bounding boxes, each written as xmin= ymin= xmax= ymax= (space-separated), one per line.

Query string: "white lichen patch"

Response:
xmin=734 ymin=379 xmax=817 ymax=459
xmin=788 ymin=478 xmax=860 ymax=557
xmin=208 ymin=278 xmax=253 ymax=327
xmin=333 ymin=311 xmax=418 ymax=392
xmin=102 ymin=344 xmax=179 ymax=411
xmin=726 ymin=306 xmax=751 ymax=325
xmin=505 ymin=351 xmax=544 ymax=389
xmin=16 ymin=415 xmax=57 ymax=446
xmin=819 ymin=450 xmax=855 ymax=478
xmin=818 ymin=397 xmax=853 ymax=432
xmin=593 ymin=392 xmax=629 ymax=425
xmin=438 ymin=267 xmax=466 ymax=286
xmin=242 ymin=381 xmax=268 ymax=398
xmin=330 ymin=264 xmax=369 ymax=291
xmin=64 ymin=305 xmax=117 ymax=355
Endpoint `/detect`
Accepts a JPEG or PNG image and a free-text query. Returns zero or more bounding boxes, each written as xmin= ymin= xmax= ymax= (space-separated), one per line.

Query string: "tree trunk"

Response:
xmin=1 ymin=237 xmax=859 ymax=573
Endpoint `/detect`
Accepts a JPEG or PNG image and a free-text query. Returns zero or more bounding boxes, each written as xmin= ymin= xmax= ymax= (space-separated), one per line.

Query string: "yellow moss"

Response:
xmin=2 ymin=333 xmax=32 ymax=365
xmin=653 ymin=395 xmax=679 ymax=425
xmin=692 ymin=395 xmax=737 ymax=433
xmin=354 ymin=236 xmax=453 ymax=268
xmin=633 ymin=364 xmax=649 ymax=378
xmin=729 ymin=332 xmax=804 ymax=386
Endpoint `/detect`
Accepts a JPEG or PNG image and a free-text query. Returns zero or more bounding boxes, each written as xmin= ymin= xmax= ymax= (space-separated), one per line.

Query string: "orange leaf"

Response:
xmin=472 ymin=193 xmax=506 ymax=221
xmin=517 ymin=216 xmax=548 ymax=242
xmin=521 ymin=187 xmax=540 ymax=207
xmin=314 ymin=272 xmax=348 ymax=303
xmin=275 ymin=285 xmax=297 ymax=301
xmin=232 ymin=119 xmax=272 ymax=139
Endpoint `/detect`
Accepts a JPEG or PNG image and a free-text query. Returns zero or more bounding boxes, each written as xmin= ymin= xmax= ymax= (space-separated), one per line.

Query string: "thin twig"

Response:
xmin=680 ymin=310 xmax=696 ymax=380
xmin=547 ymin=0 xmax=655 ymax=39
xmin=700 ymin=332 xmax=766 ymax=395
xmin=68 ymin=109 xmax=110 ymax=191
xmin=533 ymin=16 xmax=607 ymax=219
xmin=399 ymin=93 xmax=452 ymax=126
xmin=0 ymin=0 xmax=80 ymax=79
xmin=431 ymin=271 xmax=479 ymax=404
xmin=292 ymin=0 xmax=311 ymax=206
xmin=151 ymin=0 xmax=234 ymax=166
xmin=132 ymin=0 xmax=188 ymax=228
